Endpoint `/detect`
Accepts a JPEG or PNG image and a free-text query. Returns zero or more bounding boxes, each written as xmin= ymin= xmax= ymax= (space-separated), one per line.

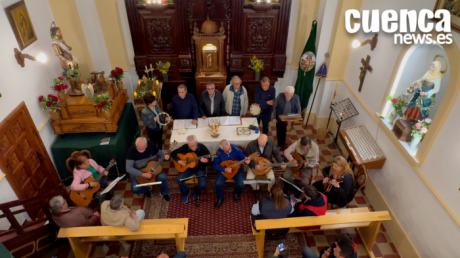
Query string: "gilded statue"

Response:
xmin=50 ymin=22 xmax=76 ymax=69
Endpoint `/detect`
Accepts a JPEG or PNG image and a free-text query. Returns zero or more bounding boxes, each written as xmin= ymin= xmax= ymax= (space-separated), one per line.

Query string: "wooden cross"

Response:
xmin=358 ymin=55 xmax=373 ymax=92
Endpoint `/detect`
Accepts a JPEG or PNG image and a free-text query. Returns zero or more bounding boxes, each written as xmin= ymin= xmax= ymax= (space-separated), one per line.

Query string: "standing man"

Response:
xmin=170 ymin=135 xmax=210 ymax=204
xmin=245 ymin=134 xmax=285 ymax=191
xmin=141 ymin=95 xmax=167 ymax=149
xmin=199 ymin=82 xmax=226 ymax=118
xmin=212 ymin=139 xmax=250 ymax=208
xmin=172 ymin=84 xmax=199 ymax=124
xmin=223 ymin=75 xmax=249 ymax=116
xmin=255 ymin=76 xmax=276 ymax=133
xmin=126 ymin=137 xmax=170 ymax=201
xmin=275 ymin=86 xmax=301 ymax=148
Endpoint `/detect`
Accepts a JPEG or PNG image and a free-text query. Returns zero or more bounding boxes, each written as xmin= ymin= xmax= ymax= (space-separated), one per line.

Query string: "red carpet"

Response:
xmin=167 ymin=191 xmax=254 ymax=236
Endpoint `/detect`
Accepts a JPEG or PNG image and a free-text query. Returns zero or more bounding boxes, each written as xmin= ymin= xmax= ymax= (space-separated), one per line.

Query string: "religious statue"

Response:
xmin=404 ymin=55 xmax=447 ymax=121
xmin=50 ymin=22 xmax=76 ymax=69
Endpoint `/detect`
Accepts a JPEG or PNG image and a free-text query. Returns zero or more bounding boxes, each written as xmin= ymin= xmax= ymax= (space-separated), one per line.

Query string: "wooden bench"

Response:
xmin=58 ymin=218 xmax=189 ymax=258
xmin=252 ymin=207 xmax=391 ymax=258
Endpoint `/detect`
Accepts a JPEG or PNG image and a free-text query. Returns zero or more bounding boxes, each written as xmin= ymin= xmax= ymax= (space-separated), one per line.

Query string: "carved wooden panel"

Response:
xmin=144 ymin=16 xmax=175 ymax=54
xmin=245 ymin=16 xmax=276 ymax=52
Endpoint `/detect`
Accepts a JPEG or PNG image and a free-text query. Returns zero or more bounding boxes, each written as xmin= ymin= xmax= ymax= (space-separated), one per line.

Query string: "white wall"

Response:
xmin=337 ymin=0 xmax=460 ymax=256
xmin=0 ymin=0 xmax=61 ymax=207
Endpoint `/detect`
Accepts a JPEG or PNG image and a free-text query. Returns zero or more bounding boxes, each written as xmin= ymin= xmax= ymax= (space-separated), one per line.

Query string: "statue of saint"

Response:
xmin=50 ymin=22 xmax=76 ymax=69
xmin=404 ymin=56 xmax=446 ymax=121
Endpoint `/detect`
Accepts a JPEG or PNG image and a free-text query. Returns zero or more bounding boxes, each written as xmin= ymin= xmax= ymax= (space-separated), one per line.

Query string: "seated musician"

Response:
xmin=69 ymin=150 xmax=109 ymax=193
xmin=312 ymin=156 xmax=354 ymax=208
xmin=101 ymin=194 xmax=145 ymax=232
xmin=126 ymin=137 xmax=170 ymax=201
xmin=49 ymin=195 xmax=100 ymax=227
xmin=170 ymin=135 xmax=210 ymax=204
xmin=302 ymin=233 xmax=357 ymax=258
xmin=212 ymin=139 xmax=250 ymax=208
xmin=290 ymin=183 xmax=327 ymax=217
xmin=245 ymin=134 xmax=284 ymax=191
xmin=283 ymin=136 xmax=319 ymax=185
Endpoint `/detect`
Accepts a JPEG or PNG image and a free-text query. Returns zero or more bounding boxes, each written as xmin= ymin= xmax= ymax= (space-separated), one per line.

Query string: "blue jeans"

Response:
xmin=215 ymin=170 xmax=244 ymax=201
xmin=302 ymin=247 xmax=319 ymax=258
xmin=130 ymin=172 xmax=169 ymax=196
xmin=177 ymin=169 xmax=206 ymax=196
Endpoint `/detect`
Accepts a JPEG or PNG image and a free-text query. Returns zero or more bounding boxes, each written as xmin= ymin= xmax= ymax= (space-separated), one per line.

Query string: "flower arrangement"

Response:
xmin=93 ymin=94 xmax=112 ymax=111
xmin=386 ymin=95 xmax=405 ymax=117
xmin=156 ymin=61 xmax=171 ymax=75
xmin=52 ymin=76 xmax=69 ymax=92
xmin=63 ymin=66 xmax=80 ymax=80
xmin=411 ymin=118 xmax=431 ymax=137
xmin=38 ymin=94 xmax=60 ymax=112
xmin=248 ymin=55 xmax=264 ymax=72
xmin=110 ymin=67 xmax=124 ymax=81
xmin=134 ymin=76 xmax=157 ymax=100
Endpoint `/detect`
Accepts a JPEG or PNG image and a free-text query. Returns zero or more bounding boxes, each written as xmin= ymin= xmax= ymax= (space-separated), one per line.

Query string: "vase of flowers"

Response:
xmin=110 ymin=67 xmax=124 ymax=91
xmin=410 ymin=118 xmax=431 ymax=149
xmin=386 ymin=95 xmax=405 ymax=124
xmin=93 ymin=94 xmax=112 ymax=113
xmin=156 ymin=61 xmax=170 ymax=82
xmin=249 ymin=55 xmax=264 ymax=81
xmin=38 ymin=94 xmax=61 ymax=120
xmin=63 ymin=65 xmax=82 ymax=96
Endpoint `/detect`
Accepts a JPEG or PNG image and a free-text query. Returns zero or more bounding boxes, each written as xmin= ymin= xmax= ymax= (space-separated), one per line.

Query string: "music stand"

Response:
xmin=325 ymin=98 xmax=359 ymax=143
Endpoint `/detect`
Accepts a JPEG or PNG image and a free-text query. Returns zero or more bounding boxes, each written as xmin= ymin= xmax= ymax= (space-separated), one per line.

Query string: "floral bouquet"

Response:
xmin=52 ymin=76 xmax=69 ymax=92
xmin=110 ymin=67 xmax=124 ymax=81
xmin=386 ymin=95 xmax=405 ymax=117
xmin=38 ymin=94 xmax=60 ymax=112
xmin=63 ymin=66 xmax=80 ymax=80
xmin=248 ymin=55 xmax=264 ymax=72
xmin=411 ymin=118 xmax=431 ymax=137
xmin=156 ymin=61 xmax=171 ymax=75
xmin=93 ymin=94 xmax=112 ymax=111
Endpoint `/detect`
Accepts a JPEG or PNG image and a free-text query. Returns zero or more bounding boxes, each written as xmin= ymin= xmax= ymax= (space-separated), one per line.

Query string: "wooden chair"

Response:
xmin=251 ymin=207 xmax=391 ymax=258
xmin=58 ymin=218 xmax=189 ymax=258
xmin=353 ymin=164 xmax=368 ymax=193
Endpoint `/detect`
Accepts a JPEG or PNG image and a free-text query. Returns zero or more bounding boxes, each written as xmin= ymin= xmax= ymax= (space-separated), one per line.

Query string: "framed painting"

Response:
xmin=5 ymin=0 xmax=37 ymax=50
xmin=434 ymin=0 xmax=460 ymax=32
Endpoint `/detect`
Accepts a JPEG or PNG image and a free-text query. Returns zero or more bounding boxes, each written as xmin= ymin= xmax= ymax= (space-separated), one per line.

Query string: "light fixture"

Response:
xmin=351 ymin=34 xmax=378 ymax=51
xmin=14 ymin=48 xmax=48 ymax=67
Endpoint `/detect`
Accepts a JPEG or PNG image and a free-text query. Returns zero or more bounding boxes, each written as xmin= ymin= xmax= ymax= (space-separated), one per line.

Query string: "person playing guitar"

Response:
xmin=170 ymin=135 xmax=211 ymax=205
xmin=126 ymin=137 xmax=170 ymax=201
xmin=245 ymin=134 xmax=285 ymax=191
xmin=212 ymin=139 xmax=251 ymax=208
xmin=283 ymin=136 xmax=320 ymax=186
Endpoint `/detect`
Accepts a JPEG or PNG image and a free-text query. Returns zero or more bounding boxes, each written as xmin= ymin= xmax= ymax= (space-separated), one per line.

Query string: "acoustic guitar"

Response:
xmin=219 ymin=152 xmax=259 ymax=180
xmin=173 ymin=153 xmax=215 ymax=173
xmin=70 ymin=159 xmax=117 ymax=207
xmin=290 ymin=152 xmax=318 ymax=177
xmin=136 ymin=160 xmax=164 ymax=185
xmin=252 ymin=156 xmax=297 ymax=176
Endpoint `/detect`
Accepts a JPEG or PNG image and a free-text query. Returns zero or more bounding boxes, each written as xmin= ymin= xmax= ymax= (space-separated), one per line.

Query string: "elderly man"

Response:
xmin=222 ymin=75 xmax=249 ymax=116
xmin=101 ymin=194 xmax=145 ymax=231
xmin=245 ymin=134 xmax=284 ymax=191
xmin=170 ymin=135 xmax=210 ymax=204
xmin=199 ymin=82 xmax=226 ymax=118
xmin=49 ymin=195 xmax=100 ymax=227
xmin=283 ymin=136 xmax=319 ymax=186
xmin=212 ymin=139 xmax=250 ymax=208
xmin=126 ymin=137 xmax=170 ymax=201
xmin=172 ymin=84 xmax=199 ymax=124
xmin=275 ymin=86 xmax=301 ymax=148
xmin=255 ymin=77 xmax=276 ymax=133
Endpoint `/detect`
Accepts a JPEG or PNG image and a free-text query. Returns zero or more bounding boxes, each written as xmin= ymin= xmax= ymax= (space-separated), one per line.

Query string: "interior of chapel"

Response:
xmin=0 ymin=0 xmax=459 ymax=257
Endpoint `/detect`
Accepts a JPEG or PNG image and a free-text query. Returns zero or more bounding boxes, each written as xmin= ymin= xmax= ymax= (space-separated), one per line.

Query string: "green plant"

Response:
xmin=93 ymin=94 xmax=112 ymax=111
xmin=248 ymin=55 xmax=264 ymax=72
xmin=386 ymin=95 xmax=405 ymax=117
xmin=63 ymin=66 xmax=80 ymax=80
xmin=156 ymin=61 xmax=171 ymax=74
xmin=134 ymin=77 xmax=157 ymax=99
xmin=38 ymin=94 xmax=60 ymax=112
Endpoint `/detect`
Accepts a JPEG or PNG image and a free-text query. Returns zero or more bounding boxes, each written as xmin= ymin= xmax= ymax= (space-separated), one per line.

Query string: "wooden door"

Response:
xmin=0 ymin=102 xmax=64 ymax=217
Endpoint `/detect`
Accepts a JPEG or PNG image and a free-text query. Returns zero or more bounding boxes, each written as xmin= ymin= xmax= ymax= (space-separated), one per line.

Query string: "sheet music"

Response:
xmin=280 ymin=177 xmax=304 ymax=193
xmin=243 ymin=179 xmax=272 ymax=185
xmin=219 ymin=116 xmax=241 ymax=126
xmin=173 ymin=119 xmax=197 ymax=129
xmin=100 ymin=175 xmax=125 ymax=195
xmin=135 ymin=181 xmax=162 ymax=187
xmin=197 ymin=118 xmax=209 ymax=128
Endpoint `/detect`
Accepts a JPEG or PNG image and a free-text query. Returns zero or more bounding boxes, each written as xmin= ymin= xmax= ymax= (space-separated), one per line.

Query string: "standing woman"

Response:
xmin=313 ymin=156 xmax=355 ymax=208
xmin=141 ymin=94 xmax=166 ymax=149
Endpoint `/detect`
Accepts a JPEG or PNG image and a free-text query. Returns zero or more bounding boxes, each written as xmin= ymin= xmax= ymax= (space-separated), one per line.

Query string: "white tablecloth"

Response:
xmin=169 ymin=117 xmax=260 ymax=153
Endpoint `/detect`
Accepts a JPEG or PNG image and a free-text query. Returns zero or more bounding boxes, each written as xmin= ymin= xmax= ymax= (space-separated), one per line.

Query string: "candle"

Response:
xmin=150 ymin=64 xmax=153 ymax=71
xmin=144 ymin=65 xmax=148 ymax=72
xmin=152 ymin=91 xmax=156 ymax=97
xmin=137 ymin=79 xmax=141 ymax=86
xmin=134 ymin=91 xmax=138 ymax=98
xmin=155 ymin=80 xmax=159 ymax=85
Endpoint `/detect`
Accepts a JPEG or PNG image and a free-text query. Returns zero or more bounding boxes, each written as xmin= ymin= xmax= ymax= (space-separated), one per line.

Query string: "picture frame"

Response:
xmin=434 ymin=0 xmax=460 ymax=32
xmin=5 ymin=0 xmax=37 ymax=50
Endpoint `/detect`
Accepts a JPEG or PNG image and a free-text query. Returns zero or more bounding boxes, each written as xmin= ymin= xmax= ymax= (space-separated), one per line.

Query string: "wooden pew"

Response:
xmin=252 ymin=208 xmax=391 ymax=258
xmin=58 ymin=218 xmax=188 ymax=258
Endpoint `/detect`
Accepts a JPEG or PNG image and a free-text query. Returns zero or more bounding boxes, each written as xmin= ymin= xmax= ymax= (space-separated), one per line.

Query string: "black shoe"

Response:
xmin=162 ymin=194 xmax=170 ymax=201
xmin=193 ymin=193 xmax=200 ymax=202
xmin=214 ymin=199 xmax=223 ymax=208
xmin=233 ymin=192 xmax=241 ymax=201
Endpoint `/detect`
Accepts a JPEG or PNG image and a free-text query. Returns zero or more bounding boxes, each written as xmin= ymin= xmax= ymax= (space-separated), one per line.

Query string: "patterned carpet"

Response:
xmin=53 ymin=121 xmax=401 ymax=258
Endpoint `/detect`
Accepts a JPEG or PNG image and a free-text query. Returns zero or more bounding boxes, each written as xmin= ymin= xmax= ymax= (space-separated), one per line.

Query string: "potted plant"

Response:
xmin=63 ymin=65 xmax=82 ymax=95
xmin=156 ymin=61 xmax=171 ymax=82
xmin=386 ymin=95 xmax=405 ymax=124
xmin=249 ymin=55 xmax=264 ymax=81
xmin=410 ymin=118 xmax=431 ymax=149
xmin=38 ymin=94 xmax=61 ymax=120
xmin=52 ymin=76 xmax=69 ymax=99
xmin=109 ymin=66 xmax=124 ymax=90
xmin=93 ymin=94 xmax=112 ymax=115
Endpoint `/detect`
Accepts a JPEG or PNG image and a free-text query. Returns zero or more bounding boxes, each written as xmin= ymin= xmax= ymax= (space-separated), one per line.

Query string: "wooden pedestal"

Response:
xmin=51 ymin=90 xmax=128 ymax=135
xmin=392 ymin=119 xmax=413 ymax=142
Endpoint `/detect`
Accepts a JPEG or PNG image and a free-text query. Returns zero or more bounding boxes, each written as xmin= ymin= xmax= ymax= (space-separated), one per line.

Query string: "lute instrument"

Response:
xmin=252 ymin=156 xmax=297 ymax=176
xmin=290 ymin=152 xmax=318 ymax=177
xmin=219 ymin=152 xmax=259 ymax=180
xmin=324 ymin=175 xmax=343 ymax=192
xmin=70 ymin=159 xmax=117 ymax=207
xmin=173 ymin=152 xmax=215 ymax=173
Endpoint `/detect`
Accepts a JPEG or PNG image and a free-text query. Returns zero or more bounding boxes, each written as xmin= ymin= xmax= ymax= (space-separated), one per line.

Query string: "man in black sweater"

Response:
xmin=170 ymin=135 xmax=210 ymax=204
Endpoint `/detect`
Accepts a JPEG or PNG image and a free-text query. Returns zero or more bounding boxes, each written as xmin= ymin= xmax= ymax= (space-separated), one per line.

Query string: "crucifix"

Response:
xmin=358 ymin=55 xmax=373 ymax=92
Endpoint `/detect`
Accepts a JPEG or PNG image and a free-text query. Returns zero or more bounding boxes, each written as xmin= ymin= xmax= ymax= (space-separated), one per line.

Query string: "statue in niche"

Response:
xmin=50 ymin=22 xmax=76 ymax=69
xmin=404 ymin=55 xmax=447 ymax=121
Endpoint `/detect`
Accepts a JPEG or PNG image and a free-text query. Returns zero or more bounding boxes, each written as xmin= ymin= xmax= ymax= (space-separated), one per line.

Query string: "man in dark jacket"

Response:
xmin=199 ymin=82 xmax=226 ymax=118
xmin=275 ymin=86 xmax=301 ymax=148
xmin=172 ymin=84 xmax=199 ymax=124
xmin=255 ymin=77 xmax=276 ymax=133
